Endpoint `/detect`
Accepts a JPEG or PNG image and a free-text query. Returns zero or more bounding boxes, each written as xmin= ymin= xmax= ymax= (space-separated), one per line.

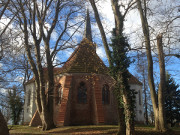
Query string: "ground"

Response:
xmin=9 ymin=125 xmax=180 ymax=135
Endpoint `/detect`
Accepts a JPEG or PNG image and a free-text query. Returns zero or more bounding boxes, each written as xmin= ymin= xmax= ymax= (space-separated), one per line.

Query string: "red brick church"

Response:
xmin=23 ymin=11 xmax=144 ymax=126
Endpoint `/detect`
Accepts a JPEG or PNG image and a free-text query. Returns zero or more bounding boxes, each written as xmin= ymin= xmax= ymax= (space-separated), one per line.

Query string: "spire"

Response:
xmin=84 ymin=9 xmax=92 ymax=41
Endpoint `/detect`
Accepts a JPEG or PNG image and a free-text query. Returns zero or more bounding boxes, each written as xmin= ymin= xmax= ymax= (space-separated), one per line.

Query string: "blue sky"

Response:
xmin=57 ymin=0 xmax=180 ymax=87
xmin=0 ymin=0 xmax=179 ymax=88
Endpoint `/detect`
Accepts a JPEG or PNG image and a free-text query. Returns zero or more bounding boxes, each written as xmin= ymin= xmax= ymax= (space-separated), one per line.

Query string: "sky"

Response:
xmin=86 ymin=0 xmax=180 ymax=86
xmin=51 ymin=0 xmax=180 ymax=86
xmin=0 ymin=0 xmax=179 ymax=88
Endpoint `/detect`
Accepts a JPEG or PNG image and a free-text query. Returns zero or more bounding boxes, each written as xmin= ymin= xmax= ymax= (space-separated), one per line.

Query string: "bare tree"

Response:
xmin=8 ymin=0 xmax=84 ymax=130
xmin=0 ymin=0 xmax=10 ymax=19
xmin=89 ymin=0 xmax=112 ymax=67
xmin=89 ymin=0 xmax=136 ymax=135
xmin=0 ymin=0 xmax=14 ymax=134
xmin=136 ymin=0 xmax=168 ymax=131
xmin=135 ymin=52 xmax=149 ymax=125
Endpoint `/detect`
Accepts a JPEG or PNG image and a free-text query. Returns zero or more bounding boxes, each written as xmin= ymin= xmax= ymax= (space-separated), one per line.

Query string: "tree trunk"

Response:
xmin=90 ymin=1 xmax=126 ymax=133
xmin=38 ymin=66 xmax=55 ymax=130
xmin=154 ymin=109 xmax=159 ymax=130
xmin=35 ymin=81 xmax=55 ymax=130
xmin=0 ymin=110 xmax=9 ymax=135
xmin=111 ymin=0 xmax=124 ymax=35
xmin=117 ymin=108 xmax=126 ymax=135
xmin=123 ymin=94 xmax=134 ymax=135
xmin=143 ymin=69 xmax=149 ymax=125
xmin=136 ymin=0 xmax=167 ymax=131
xmin=89 ymin=0 xmax=112 ymax=67
xmin=136 ymin=0 xmax=158 ymax=129
xmin=40 ymin=110 xmax=55 ymax=130
xmin=112 ymin=1 xmax=134 ymax=134
xmin=111 ymin=1 xmax=134 ymax=134
xmin=116 ymin=72 xmax=134 ymax=135
xmin=17 ymin=0 xmax=74 ymax=130
xmin=34 ymin=66 xmax=55 ymax=130
xmin=144 ymin=87 xmax=149 ymax=125
xmin=121 ymin=74 xmax=135 ymax=135
xmin=45 ymin=64 xmax=55 ymax=130
xmin=90 ymin=0 xmax=134 ymax=134
xmin=157 ymin=34 xmax=167 ymax=131
xmin=114 ymin=79 xmax=126 ymax=135
xmin=0 ymin=0 xmax=10 ymax=20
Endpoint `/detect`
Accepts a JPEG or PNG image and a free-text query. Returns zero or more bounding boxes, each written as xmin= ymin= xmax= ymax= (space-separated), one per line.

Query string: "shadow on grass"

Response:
xmin=10 ymin=130 xmax=180 ymax=135
xmin=48 ymin=126 xmax=117 ymax=134
xmin=135 ymin=129 xmax=180 ymax=135
xmin=9 ymin=125 xmax=180 ymax=135
xmin=11 ymin=134 xmax=43 ymax=135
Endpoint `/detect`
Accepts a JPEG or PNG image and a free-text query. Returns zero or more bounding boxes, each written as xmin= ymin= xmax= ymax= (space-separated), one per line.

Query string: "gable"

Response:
xmin=61 ymin=38 xmax=108 ymax=74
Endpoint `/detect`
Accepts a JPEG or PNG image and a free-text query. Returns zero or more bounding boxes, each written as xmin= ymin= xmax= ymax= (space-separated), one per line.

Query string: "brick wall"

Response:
xmin=54 ymin=73 xmax=119 ymax=126
xmin=28 ymin=73 xmax=120 ymax=126
xmin=93 ymin=75 xmax=105 ymax=124
xmin=65 ymin=75 xmax=95 ymax=125
xmin=56 ymin=76 xmax=72 ymax=125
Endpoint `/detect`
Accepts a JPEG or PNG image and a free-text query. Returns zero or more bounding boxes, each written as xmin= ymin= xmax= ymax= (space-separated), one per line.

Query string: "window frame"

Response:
xmin=102 ymin=84 xmax=110 ymax=105
xmin=139 ymin=90 xmax=141 ymax=105
xmin=77 ymin=81 xmax=87 ymax=104
xmin=27 ymin=90 xmax=31 ymax=106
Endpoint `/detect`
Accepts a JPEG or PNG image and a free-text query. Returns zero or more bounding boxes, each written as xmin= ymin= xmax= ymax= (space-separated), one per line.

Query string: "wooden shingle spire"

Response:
xmin=83 ymin=9 xmax=92 ymax=41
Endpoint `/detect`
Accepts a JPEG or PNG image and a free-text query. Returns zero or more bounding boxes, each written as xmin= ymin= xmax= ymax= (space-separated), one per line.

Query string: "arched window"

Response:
xmin=102 ymin=84 xmax=110 ymax=105
xmin=139 ymin=90 xmax=141 ymax=105
xmin=56 ymin=85 xmax=63 ymax=104
xmin=27 ymin=90 xmax=31 ymax=106
xmin=77 ymin=82 xmax=87 ymax=104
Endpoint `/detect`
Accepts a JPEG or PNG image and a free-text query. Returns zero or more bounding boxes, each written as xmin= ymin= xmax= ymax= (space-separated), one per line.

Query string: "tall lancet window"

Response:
xmin=139 ymin=90 xmax=141 ymax=105
xmin=27 ymin=90 xmax=31 ymax=106
xmin=77 ymin=82 xmax=87 ymax=104
xmin=102 ymin=84 xmax=110 ymax=105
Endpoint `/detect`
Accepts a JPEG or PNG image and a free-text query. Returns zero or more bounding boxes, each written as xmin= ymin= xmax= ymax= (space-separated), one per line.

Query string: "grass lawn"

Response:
xmin=9 ymin=125 xmax=180 ymax=135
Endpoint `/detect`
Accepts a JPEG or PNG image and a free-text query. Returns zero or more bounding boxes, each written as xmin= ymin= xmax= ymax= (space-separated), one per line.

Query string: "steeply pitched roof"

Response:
xmin=128 ymin=73 xmax=142 ymax=85
xmin=60 ymin=38 xmax=108 ymax=74
xmin=25 ymin=67 xmax=62 ymax=85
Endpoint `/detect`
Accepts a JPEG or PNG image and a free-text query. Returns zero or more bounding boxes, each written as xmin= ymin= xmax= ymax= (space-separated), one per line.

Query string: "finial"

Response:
xmin=84 ymin=9 xmax=92 ymax=41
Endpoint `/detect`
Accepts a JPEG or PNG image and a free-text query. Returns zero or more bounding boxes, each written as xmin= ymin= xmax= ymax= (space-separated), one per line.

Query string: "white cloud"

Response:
xmin=98 ymin=0 xmax=114 ymax=26
xmin=96 ymin=46 xmax=106 ymax=59
xmin=0 ymin=17 xmax=13 ymax=29
xmin=95 ymin=0 xmax=114 ymax=38
xmin=0 ymin=88 xmax=7 ymax=94
xmin=15 ymin=76 xmax=24 ymax=83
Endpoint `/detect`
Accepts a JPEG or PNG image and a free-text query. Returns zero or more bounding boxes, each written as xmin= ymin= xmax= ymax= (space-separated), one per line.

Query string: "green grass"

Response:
xmin=9 ymin=125 xmax=180 ymax=135
xmin=9 ymin=125 xmax=45 ymax=134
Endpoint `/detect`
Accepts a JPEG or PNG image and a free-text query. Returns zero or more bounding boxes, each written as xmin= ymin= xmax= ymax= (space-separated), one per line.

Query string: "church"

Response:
xmin=23 ymin=11 xmax=144 ymax=126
